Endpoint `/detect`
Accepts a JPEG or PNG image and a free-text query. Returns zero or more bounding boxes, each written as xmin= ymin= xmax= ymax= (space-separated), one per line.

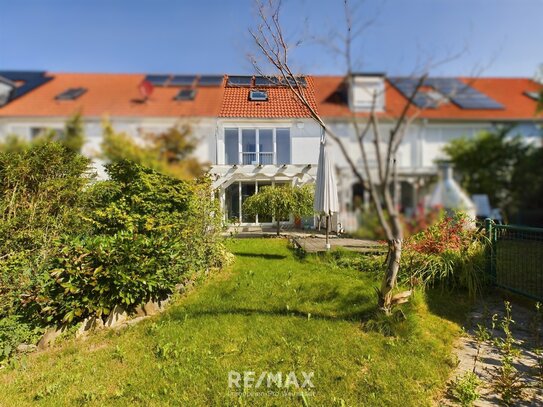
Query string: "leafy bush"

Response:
xmin=243 ymin=184 xmax=314 ymax=235
xmin=0 ymin=143 xmax=92 ymax=319
xmin=400 ymin=213 xmax=486 ymax=298
xmin=34 ymin=161 xmax=229 ymax=324
xmin=0 ymin=148 xmax=229 ymax=346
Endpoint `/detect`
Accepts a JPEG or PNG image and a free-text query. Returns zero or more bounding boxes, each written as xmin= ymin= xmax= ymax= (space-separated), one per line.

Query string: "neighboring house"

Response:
xmin=0 ymin=70 xmax=541 ymax=230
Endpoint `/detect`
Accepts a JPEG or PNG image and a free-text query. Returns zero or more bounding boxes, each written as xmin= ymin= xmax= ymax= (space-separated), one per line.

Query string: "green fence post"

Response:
xmin=485 ymin=218 xmax=495 ymax=282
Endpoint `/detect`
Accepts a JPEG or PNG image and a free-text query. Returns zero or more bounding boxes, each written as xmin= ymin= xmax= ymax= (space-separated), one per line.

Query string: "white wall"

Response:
xmin=0 ymin=116 xmax=217 ymax=175
xmin=1 ymin=115 xmax=540 ymax=179
xmin=322 ymin=119 xmax=522 ymax=174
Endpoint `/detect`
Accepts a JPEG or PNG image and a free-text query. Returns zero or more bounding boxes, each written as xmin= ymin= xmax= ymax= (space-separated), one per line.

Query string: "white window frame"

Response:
xmin=224 ymin=127 xmax=291 ymax=165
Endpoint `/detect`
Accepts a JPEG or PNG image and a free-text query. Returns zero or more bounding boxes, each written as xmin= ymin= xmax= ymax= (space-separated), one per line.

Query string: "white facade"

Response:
xmin=0 ymin=113 xmax=541 ymax=229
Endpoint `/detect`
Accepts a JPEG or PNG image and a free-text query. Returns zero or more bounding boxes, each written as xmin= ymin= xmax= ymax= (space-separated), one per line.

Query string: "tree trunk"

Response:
xmin=379 ymin=238 xmax=403 ymax=314
xmin=276 ymin=220 xmax=280 ymax=236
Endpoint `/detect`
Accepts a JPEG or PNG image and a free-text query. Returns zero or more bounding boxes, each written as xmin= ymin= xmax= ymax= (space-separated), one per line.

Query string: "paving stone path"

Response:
xmin=442 ymin=296 xmax=542 ymax=406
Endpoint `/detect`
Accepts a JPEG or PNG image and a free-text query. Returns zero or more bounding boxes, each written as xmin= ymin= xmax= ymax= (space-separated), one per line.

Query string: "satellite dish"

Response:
xmin=138 ymin=80 xmax=154 ymax=100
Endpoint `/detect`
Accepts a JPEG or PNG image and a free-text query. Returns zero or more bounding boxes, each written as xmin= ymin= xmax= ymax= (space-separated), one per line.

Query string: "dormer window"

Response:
xmin=55 ymin=87 xmax=86 ymax=101
xmin=249 ymin=89 xmax=268 ymax=101
xmin=349 ymin=74 xmax=385 ymax=112
xmin=0 ymin=76 xmax=16 ymax=106
xmin=525 ymin=91 xmax=540 ymax=101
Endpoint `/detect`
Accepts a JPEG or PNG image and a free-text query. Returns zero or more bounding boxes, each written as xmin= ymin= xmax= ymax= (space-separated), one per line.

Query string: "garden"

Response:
xmin=0 ymin=140 xmax=541 ymax=406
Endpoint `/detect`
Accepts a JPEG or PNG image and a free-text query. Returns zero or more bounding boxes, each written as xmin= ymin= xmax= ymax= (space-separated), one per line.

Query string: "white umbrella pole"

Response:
xmin=325 ymin=214 xmax=330 ymax=250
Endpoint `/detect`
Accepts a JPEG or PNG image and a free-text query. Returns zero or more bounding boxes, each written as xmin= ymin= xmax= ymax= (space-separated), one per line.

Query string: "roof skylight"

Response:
xmin=55 ymin=87 xmax=87 ymax=101
xmin=174 ymin=89 xmax=197 ymax=100
xmin=249 ymin=89 xmax=268 ymax=101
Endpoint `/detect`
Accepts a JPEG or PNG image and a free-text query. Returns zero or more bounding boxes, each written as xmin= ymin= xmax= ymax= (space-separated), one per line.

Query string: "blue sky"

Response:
xmin=0 ymin=0 xmax=541 ymax=77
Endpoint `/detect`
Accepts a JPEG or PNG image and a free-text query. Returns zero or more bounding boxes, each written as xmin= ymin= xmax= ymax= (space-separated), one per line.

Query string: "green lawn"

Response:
xmin=0 ymin=238 xmax=469 ymax=406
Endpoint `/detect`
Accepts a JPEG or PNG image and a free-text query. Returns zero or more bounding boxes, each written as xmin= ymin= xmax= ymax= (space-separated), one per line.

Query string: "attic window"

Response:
xmin=249 ymin=89 xmax=268 ymax=101
xmin=174 ymin=89 xmax=196 ymax=100
xmin=55 ymin=87 xmax=86 ymax=101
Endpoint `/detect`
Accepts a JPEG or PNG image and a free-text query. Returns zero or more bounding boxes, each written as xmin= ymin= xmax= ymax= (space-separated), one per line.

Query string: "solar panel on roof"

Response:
xmin=145 ymin=74 xmax=170 ymax=86
xmin=55 ymin=87 xmax=87 ymax=101
xmin=174 ymin=89 xmax=197 ymax=101
xmin=0 ymin=71 xmax=53 ymax=102
xmin=388 ymin=77 xmax=433 ymax=108
xmin=170 ymin=75 xmax=196 ymax=86
xmin=227 ymin=76 xmax=253 ymax=86
xmin=280 ymin=76 xmax=307 ymax=87
xmin=389 ymin=77 xmax=504 ymax=110
xmin=198 ymin=75 xmax=223 ymax=86
xmin=254 ymin=76 xmax=281 ymax=87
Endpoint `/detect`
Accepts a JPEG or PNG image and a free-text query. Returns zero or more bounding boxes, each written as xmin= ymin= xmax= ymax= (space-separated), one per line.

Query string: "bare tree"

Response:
xmin=249 ymin=0 xmax=456 ymax=313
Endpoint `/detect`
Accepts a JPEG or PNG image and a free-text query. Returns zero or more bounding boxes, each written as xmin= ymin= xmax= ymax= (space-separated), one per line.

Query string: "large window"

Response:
xmin=224 ymin=180 xmax=291 ymax=224
xmin=224 ymin=128 xmax=291 ymax=165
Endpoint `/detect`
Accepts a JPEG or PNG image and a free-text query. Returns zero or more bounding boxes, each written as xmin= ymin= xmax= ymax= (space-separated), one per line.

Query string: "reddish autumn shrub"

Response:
xmin=401 ymin=212 xmax=486 ymax=299
xmin=405 ymin=212 xmax=473 ymax=255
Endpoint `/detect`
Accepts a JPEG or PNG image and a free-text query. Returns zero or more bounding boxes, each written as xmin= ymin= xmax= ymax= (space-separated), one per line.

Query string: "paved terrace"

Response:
xmin=224 ymin=226 xmax=385 ymax=254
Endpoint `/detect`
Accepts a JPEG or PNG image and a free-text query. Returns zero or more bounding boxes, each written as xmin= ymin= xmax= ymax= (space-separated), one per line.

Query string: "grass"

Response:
xmin=0 ymin=238 xmax=470 ymax=406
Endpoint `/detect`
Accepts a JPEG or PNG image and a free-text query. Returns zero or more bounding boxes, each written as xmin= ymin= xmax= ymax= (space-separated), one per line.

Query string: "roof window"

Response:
xmin=55 ymin=87 xmax=86 ymax=101
xmin=249 ymin=89 xmax=268 ymax=101
xmin=174 ymin=89 xmax=197 ymax=100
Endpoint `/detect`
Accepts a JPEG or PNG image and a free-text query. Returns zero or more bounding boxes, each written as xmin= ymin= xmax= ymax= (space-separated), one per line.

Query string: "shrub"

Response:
xmin=34 ymin=161 xmax=229 ymax=324
xmin=243 ymin=184 xmax=314 ymax=235
xmin=400 ymin=213 xmax=486 ymax=298
xmin=0 ymin=143 xmax=92 ymax=319
xmin=0 ymin=151 xmax=230 ymax=344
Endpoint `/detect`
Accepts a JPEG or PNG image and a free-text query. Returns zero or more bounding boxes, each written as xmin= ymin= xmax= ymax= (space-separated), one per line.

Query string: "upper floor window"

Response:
xmin=224 ymin=128 xmax=291 ymax=165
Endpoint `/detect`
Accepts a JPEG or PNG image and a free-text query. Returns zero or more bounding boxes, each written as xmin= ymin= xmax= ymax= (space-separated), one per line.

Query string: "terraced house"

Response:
xmin=0 ymin=70 xmax=541 ymax=230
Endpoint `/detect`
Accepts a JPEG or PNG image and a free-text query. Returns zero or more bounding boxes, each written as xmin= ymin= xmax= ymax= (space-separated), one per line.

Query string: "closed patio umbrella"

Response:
xmin=314 ymin=131 xmax=339 ymax=250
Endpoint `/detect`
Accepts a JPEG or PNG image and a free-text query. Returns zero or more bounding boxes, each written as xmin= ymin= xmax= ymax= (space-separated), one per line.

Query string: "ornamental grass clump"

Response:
xmin=400 ymin=212 xmax=486 ymax=298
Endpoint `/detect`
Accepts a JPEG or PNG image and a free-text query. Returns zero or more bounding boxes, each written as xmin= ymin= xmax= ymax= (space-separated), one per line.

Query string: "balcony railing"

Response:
xmin=240 ymin=152 xmax=274 ymax=165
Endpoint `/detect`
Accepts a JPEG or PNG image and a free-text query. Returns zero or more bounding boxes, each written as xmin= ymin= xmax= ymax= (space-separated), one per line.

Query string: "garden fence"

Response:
xmin=485 ymin=219 xmax=543 ymax=301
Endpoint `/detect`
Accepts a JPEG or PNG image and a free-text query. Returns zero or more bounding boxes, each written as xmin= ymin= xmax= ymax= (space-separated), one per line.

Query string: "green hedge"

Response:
xmin=0 ymin=144 xmax=229 ymax=361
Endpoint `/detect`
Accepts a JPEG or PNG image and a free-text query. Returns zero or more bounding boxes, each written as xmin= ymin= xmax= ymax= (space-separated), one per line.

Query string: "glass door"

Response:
xmin=241 ymin=182 xmax=256 ymax=222
xmin=256 ymin=181 xmax=272 ymax=223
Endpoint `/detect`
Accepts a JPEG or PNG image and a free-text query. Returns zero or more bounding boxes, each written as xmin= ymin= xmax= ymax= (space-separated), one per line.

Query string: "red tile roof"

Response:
xmin=313 ymin=76 xmax=542 ymax=121
xmin=218 ymin=76 xmax=318 ymax=118
xmin=0 ymin=73 xmax=224 ymax=118
xmin=0 ymin=72 xmax=540 ymax=121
